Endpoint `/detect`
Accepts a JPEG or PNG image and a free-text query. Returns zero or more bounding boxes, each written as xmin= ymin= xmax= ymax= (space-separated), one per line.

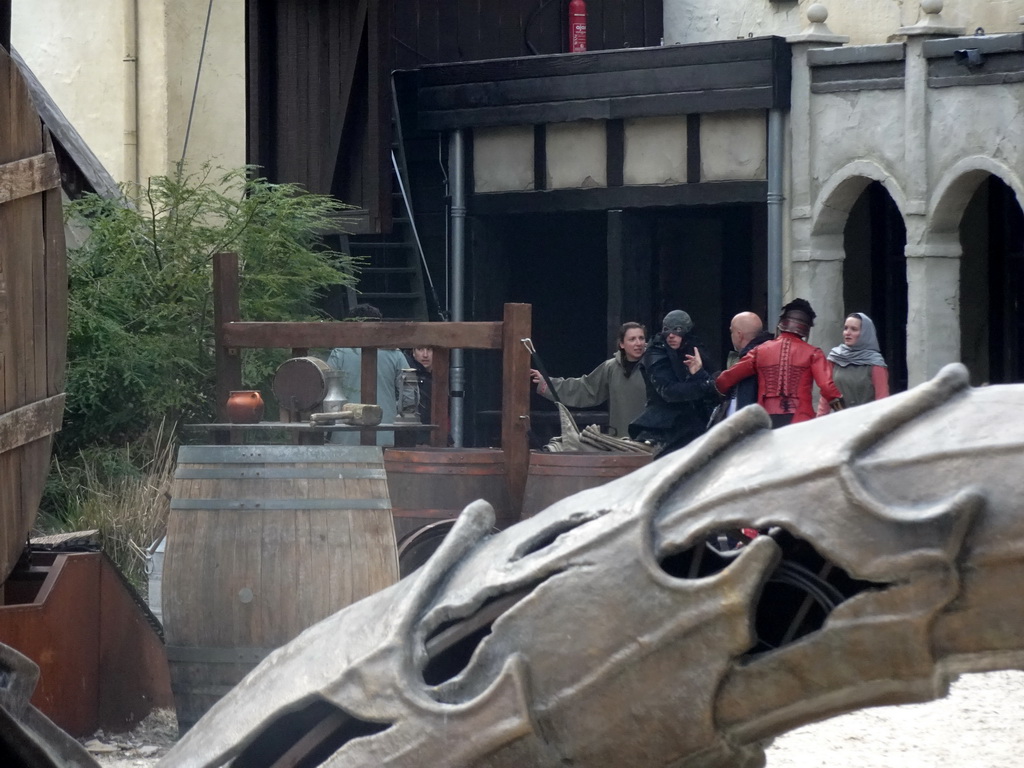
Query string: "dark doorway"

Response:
xmin=843 ymin=182 xmax=908 ymax=393
xmin=465 ymin=211 xmax=609 ymax=445
xmin=960 ymin=176 xmax=1024 ymax=384
xmin=650 ymin=204 xmax=766 ymax=372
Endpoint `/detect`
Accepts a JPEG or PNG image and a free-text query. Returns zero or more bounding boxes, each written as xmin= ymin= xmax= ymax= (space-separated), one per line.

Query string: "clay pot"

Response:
xmin=226 ymin=390 xmax=265 ymax=424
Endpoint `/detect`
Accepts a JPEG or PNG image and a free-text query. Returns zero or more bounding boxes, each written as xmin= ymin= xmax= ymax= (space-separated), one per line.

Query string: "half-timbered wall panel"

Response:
xmin=247 ymin=0 xmax=663 ymax=232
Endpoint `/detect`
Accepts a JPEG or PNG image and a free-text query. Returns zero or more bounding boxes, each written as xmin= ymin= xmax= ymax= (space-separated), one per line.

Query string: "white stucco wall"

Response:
xmin=12 ymin=0 xmax=245 ymax=185
xmin=623 ymin=116 xmax=688 ymax=185
xmin=547 ymin=121 xmax=607 ymax=189
xmin=663 ymin=0 xmax=1023 ymax=47
xmin=700 ymin=111 xmax=767 ymax=181
xmin=473 ymin=126 xmax=535 ymax=192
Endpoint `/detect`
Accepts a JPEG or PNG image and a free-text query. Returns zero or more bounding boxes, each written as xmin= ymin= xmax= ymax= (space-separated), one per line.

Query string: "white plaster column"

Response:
xmin=787 ymin=6 xmax=849 ymax=348
xmin=897 ymin=0 xmax=964 ymax=217
xmin=905 ymin=239 xmax=961 ymax=385
xmin=898 ymin=1 xmax=965 ymax=386
xmin=792 ymin=234 xmax=845 ymax=350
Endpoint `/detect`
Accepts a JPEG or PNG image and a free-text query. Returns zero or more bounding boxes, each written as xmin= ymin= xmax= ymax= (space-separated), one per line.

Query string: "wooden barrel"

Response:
xmin=522 ymin=451 xmax=654 ymax=519
xmin=396 ymin=520 xmax=457 ymax=578
xmin=0 ymin=48 xmax=68 ymax=584
xmin=384 ymin=448 xmax=513 ymax=540
xmin=163 ymin=445 xmax=399 ymax=731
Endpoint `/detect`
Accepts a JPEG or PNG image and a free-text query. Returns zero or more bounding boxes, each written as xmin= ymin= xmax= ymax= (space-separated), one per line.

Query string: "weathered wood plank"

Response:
xmin=213 ymin=252 xmax=243 ymax=423
xmin=470 ymin=180 xmax=768 ymax=215
xmin=501 ymin=303 xmax=531 ymax=521
xmin=411 ymin=36 xmax=783 ymax=87
xmin=430 ymin=346 xmax=450 ymax=447
xmin=418 ymin=59 xmax=773 ymax=112
xmin=418 ymin=86 xmax=778 ymax=129
xmin=221 ymin=320 xmax=504 ymax=350
xmin=0 ymin=393 xmax=65 ymax=455
xmin=0 ymin=152 xmax=60 ymax=204
xmin=43 ymin=134 xmax=68 ymax=396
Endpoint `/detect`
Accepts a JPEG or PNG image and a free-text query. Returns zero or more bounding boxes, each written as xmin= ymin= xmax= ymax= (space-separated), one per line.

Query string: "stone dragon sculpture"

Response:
xmin=5 ymin=364 xmax=1023 ymax=766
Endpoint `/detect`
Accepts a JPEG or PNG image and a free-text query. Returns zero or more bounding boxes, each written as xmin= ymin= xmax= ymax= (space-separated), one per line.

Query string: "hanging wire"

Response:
xmin=179 ymin=0 xmax=216 ymax=174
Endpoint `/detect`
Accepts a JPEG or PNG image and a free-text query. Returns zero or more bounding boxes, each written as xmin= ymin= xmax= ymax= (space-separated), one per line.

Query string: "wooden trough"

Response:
xmin=0 ymin=45 xmax=68 ymax=585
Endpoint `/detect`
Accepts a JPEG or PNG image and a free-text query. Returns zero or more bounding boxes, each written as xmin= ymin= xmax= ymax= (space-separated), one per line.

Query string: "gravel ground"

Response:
xmin=84 ymin=670 xmax=1024 ymax=767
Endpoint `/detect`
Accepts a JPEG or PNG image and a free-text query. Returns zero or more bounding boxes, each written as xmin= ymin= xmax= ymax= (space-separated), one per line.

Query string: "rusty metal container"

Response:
xmin=162 ymin=445 xmax=399 ymax=730
xmin=521 ymin=451 xmax=653 ymax=518
xmin=383 ymin=448 xmax=514 ymax=541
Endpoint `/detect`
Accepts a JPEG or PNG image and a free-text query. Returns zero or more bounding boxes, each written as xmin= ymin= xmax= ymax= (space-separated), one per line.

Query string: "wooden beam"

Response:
xmin=221 ymin=321 xmax=503 ymax=350
xmin=321 ymin=0 xmax=367 ymax=195
xmin=470 ymin=180 xmax=768 ymax=215
xmin=501 ymin=303 xmax=531 ymax=522
xmin=430 ymin=346 xmax=450 ymax=447
xmin=0 ymin=393 xmax=65 ymax=454
xmin=359 ymin=345 xmax=377 ymax=445
xmin=412 ymin=37 xmax=786 ymax=87
xmin=0 ymin=153 xmax=60 ymax=205
xmin=212 ymin=253 xmax=242 ymax=424
xmin=418 ymin=87 xmax=778 ymax=130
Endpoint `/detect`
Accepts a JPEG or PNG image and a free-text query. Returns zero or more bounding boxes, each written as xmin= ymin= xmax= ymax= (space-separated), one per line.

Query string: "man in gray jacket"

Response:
xmin=327 ymin=303 xmax=407 ymax=446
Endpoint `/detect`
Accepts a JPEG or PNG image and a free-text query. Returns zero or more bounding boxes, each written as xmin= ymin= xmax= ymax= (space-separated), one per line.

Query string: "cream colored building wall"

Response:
xmin=12 ymin=0 xmax=244 ymax=185
xmin=664 ymin=0 xmax=1021 ymax=46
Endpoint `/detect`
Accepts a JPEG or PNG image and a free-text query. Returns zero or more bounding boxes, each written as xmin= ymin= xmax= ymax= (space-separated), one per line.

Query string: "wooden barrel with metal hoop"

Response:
xmin=162 ymin=445 xmax=399 ymax=731
xmin=0 ymin=48 xmax=68 ymax=584
xmin=521 ymin=451 xmax=654 ymax=519
xmin=383 ymin=448 xmax=514 ymax=540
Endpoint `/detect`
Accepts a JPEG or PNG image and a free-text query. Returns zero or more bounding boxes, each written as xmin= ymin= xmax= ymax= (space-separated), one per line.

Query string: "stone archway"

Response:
xmin=929 ymin=160 xmax=1024 ymax=385
xmin=805 ymin=164 xmax=908 ymax=389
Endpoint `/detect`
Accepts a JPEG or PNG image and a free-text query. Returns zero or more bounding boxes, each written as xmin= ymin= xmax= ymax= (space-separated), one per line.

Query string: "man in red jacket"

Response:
xmin=715 ymin=298 xmax=844 ymax=428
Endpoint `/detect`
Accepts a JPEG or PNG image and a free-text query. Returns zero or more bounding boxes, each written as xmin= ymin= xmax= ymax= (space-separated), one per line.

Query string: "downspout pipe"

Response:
xmin=123 ymin=0 xmax=139 ymax=187
xmin=766 ymin=107 xmax=785 ymax=326
xmin=448 ymin=129 xmax=466 ymax=446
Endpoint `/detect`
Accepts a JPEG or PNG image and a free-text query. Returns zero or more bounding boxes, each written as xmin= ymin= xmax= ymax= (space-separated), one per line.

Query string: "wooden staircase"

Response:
xmin=344 ymin=149 xmax=438 ymax=321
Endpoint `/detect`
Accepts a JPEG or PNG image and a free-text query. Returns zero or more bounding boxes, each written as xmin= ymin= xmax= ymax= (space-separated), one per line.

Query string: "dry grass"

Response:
xmin=38 ymin=424 xmax=176 ymax=594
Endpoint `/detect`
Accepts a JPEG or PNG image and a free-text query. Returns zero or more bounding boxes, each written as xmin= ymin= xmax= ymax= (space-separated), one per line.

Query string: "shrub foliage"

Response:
xmin=61 ymin=166 xmax=357 ymax=454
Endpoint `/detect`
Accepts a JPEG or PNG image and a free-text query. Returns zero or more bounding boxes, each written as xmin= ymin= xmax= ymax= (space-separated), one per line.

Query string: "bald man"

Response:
xmin=722 ymin=312 xmax=773 ymax=418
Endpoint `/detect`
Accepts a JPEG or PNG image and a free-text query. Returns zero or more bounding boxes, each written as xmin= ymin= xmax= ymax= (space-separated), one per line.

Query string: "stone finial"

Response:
xmin=898 ymin=0 xmax=964 ymax=36
xmin=807 ymin=3 xmax=829 ymax=24
xmin=786 ymin=2 xmax=849 ymax=45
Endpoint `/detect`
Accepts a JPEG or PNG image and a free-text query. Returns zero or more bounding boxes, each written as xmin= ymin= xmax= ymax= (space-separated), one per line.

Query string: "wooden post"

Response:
xmin=359 ymin=346 xmax=378 ymax=445
xmin=430 ymin=346 xmax=450 ymax=447
xmin=212 ymin=253 xmax=242 ymax=438
xmin=501 ymin=303 xmax=531 ymax=521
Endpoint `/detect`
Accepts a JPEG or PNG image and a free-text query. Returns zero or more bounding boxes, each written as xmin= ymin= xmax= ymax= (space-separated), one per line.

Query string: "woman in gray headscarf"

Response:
xmin=817 ymin=312 xmax=890 ymax=414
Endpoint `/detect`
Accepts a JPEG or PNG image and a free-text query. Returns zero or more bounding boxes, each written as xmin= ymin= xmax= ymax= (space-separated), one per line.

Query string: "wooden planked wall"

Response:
xmin=246 ymin=0 xmax=662 ymax=231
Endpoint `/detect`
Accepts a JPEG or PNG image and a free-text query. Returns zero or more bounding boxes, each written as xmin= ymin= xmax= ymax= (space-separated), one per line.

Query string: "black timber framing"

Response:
xmin=924 ymin=33 xmax=1024 ymax=88
xmin=0 ymin=1 xmax=10 ymax=52
xmin=470 ymin=181 xmax=768 ymax=215
xmin=401 ymin=37 xmax=791 ymax=131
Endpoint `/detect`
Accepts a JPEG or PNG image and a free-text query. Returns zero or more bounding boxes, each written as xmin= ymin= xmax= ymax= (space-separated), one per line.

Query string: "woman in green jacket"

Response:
xmin=530 ymin=322 xmax=647 ymax=438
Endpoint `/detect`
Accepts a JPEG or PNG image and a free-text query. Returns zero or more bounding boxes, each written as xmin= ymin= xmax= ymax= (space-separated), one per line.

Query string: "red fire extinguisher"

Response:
xmin=569 ymin=0 xmax=587 ymax=53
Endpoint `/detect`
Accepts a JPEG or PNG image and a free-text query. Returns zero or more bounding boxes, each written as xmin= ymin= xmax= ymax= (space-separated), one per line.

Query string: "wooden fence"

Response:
xmin=211 ymin=251 xmax=532 ymax=511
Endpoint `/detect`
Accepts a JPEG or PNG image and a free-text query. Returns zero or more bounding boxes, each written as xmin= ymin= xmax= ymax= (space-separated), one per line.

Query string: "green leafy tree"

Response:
xmin=60 ymin=165 xmax=358 ymax=458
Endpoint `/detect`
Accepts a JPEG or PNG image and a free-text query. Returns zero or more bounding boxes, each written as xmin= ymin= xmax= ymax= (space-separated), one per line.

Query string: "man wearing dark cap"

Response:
xmin=628 ymin=309 xmax=720 ymax=455
xmin=715 ymin=298 xmax=843 ymax=428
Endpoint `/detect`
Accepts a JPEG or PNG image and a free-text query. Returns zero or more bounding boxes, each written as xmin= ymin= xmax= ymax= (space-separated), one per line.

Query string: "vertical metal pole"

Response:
xmin=449 ymin=129 xmax=466 ymax=446
xmin=767 ymin=108 xmax=785 ymax=326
